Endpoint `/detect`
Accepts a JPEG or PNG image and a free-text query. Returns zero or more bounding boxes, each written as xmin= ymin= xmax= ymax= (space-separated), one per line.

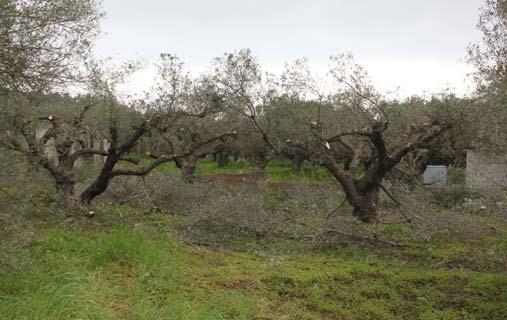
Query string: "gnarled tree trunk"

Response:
xmin=181 ymin=155 xmax=198 ymax=183
xmin=253 ymin=157 xmax=269 ymax=175
xmin=323 ymin=157 xmax=383 ymax=223
xmin=292 ymin=158 xmax=304 ymax=173
xmin=55 ymin=175 xmax=78 ymax=208
xmin=321 ymin=120 xmax=453 ymax=223
xmin=216 ymin=151 xmax=229 ymax=167
xmin=80 ymin=155 xmax=119 ymax=204
xmin=348 ymin=184 xmax=380 ymax=223
xmin=174 ymin=156 xmax=197 ymax=183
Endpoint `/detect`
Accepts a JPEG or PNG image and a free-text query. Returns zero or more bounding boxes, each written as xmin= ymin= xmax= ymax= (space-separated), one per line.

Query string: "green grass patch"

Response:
xmin=1 ymin=224 xmax=505 ymax=319
xmin=265 ymin=159 xmax=335 ymax=184
xmin=139 ymin=156 xmax=336 ymax=184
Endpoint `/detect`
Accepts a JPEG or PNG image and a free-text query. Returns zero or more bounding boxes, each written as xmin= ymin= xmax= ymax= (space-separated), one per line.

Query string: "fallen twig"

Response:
xmin=322 ymin=228 xmax=409 ymax=247
xmin=326 ymin=196 xmax=348 ymax=220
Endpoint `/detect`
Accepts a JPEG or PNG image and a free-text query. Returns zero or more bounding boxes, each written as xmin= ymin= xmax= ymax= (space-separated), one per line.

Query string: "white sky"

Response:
xmin=93 ymin=0 xmax=484 ymax=98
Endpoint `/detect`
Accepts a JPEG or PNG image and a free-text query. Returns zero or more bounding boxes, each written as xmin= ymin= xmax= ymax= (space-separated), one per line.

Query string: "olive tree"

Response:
xmin=0 ymin=62 xmax=149 ymax=205
xmin=214 ymin=50 xmax=453 ymax=223
xmin=467 ymin=0 xmax=507 ymax=93
xmin=144 ymin=54 xmax=238 ymax=183
xmin=0 ymin=0 xmax=102 ymax=91
xmin=466 ymin=0 xmax=507 ymax=148
xmin=0 ymin=0 xmax=104 ymax=204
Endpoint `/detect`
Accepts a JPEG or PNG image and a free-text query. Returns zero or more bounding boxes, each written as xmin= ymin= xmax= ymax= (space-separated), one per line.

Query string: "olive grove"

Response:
xmin=0 ymin=0 xmax=504 ymax=224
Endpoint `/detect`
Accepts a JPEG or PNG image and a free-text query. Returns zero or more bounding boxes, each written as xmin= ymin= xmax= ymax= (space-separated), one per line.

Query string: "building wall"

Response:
xmin=466 ymin=150 xmax=507 ymax=188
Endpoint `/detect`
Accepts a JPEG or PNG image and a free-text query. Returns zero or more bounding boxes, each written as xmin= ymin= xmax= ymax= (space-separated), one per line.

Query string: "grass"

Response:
xmin=0 ymin=207 xmax=506 ymax=319
xmin=1 ymin=159 xmax=506 ymax=319
xmin=149 ymin=156 xmax=336 ymax=184
xmin=0 ymin=225 xmax=256 ymax=320
xmin=264 ymin=159 xmax=336 ymax=184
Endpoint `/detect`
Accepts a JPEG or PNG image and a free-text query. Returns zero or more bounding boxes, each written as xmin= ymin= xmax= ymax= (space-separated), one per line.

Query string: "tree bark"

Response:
xmin=55 ymin=178 xmax=78 ymax=208
xmin=216 ymin=151 xmax=229 ymax=167
xmin=348 ymin=184 xmax=380 ymax=223
xmin=320 ymin=121 xmax=453 ymax=223
xmin=323 ymin=156 xmax=382 ymax=223
xmin=80 ymin=155 xmax=119 ymax=204
xmin=411 ymin=145 xmax=443 ymax=176
xmin=181 ymin=156 xmax=197 ymax=183
xmin=292 ymin=158 xmax=304 ymax=173
xmin=253 ymin=157 xmax=269 ymax=175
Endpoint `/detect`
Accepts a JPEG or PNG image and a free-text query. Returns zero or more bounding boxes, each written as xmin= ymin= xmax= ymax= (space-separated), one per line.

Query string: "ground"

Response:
xmin=0 ymin=158 xmax=506 ymax=319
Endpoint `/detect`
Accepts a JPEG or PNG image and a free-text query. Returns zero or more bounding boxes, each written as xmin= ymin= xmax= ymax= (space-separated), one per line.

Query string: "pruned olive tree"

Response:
xmin=213 ymin=49 xmax=454 ymax=223
xmin=1 ymin=57 xmax=236 ymax=206
xmin=0 ymin=0 xmax=103 ymax=165
xmin=73 ymin=56 xmax=237 ymax=203
xmin=211 ymin=50 xmax=317 ymax=173
xmin=0 ymin=61 xmax=149 ymax=205
xmin=1 ymin=94 xmax=93 ymax=200
xmin=145 ymin=54 xmax=238 ymax=183
xmin=77 ymin=61 xmax=160 ymax=204
xmin=383 ymin=94 xmax=469 ymax=182
xmin=0 ymin=0 xmax=103 ymax=205
xmin=312 ymin=55 xmax=453 ymax=222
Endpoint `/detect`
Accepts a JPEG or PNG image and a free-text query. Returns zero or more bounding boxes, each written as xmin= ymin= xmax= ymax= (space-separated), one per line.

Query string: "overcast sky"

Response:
xmin=93 ymin=0 xmax=484 ymax=98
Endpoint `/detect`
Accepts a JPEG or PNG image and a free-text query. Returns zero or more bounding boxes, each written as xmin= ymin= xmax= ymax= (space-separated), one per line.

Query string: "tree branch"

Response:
xmin=111 ymin=131 xmax=236 ymax=177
